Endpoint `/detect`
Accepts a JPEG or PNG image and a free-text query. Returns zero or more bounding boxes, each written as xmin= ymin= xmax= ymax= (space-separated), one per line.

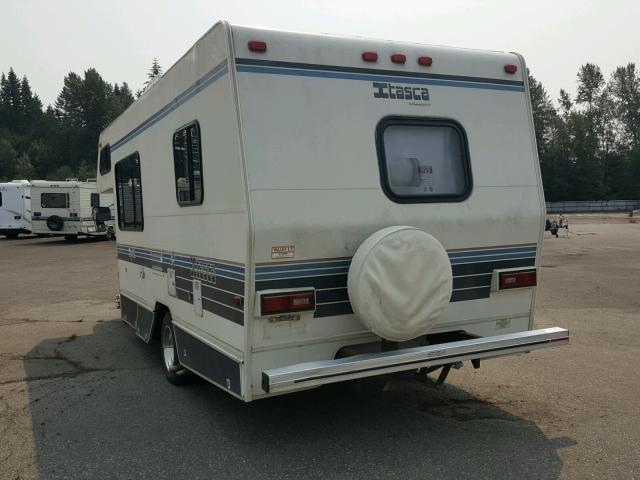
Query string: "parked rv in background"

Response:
xmin=0 ymin=180 xmax=32 ymax=238
xmin=29 ymin=179 xmax=115 ymax=241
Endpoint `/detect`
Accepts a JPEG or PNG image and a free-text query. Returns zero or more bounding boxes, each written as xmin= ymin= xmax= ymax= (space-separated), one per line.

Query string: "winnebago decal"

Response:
xmin=373 ymin=82 xmax=429 ymax=102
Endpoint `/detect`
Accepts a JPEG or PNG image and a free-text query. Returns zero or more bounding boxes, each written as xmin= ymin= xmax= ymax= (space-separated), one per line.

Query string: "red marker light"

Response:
xmin=248 ymin=40 xmax=267 ymax=52
xmin=391 ymin=54 xmax=406 ymax=64
xmin=418 ymin=56 xmax=433 ymax=66
xmin=499 ymin=270 xmax=537 ymax=290
xmin=362 ymin=51 xmax=378 ymax=62
xmin=504 ymin=64 xmax=518 ymax=74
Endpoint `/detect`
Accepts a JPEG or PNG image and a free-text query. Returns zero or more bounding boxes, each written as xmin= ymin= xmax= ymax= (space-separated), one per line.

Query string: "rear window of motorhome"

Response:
xmin=376 ymin=118 xmax=471 ymax=203
xmin=99 ymin=145 xmax=111 ymax=175
xmin=173 ymin=121 xmax=203 ymax=205
xmin=41 ymin=193 xmax=69 ymax=209
xmin=115 ymin=152 xmax=144 ymax=231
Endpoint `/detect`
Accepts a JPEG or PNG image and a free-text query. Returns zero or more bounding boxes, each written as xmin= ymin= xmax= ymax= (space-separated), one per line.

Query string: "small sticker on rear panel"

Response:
xmin=271 ymin=245 xmax=295 ymax=259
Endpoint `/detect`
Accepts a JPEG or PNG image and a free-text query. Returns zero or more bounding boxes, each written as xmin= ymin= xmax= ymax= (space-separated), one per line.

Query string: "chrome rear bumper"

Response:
xmin=262 ymin=327 xmax=569 ymax=393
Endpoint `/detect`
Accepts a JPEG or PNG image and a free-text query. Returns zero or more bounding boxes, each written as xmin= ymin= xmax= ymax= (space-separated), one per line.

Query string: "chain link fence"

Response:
xmin=546 ymin=200 xmax=640 ymax=213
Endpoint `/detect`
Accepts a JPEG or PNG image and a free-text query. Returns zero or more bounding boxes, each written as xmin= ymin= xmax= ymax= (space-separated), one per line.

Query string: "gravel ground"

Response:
xmin=0 ymin=219 xmax=639 ymax=480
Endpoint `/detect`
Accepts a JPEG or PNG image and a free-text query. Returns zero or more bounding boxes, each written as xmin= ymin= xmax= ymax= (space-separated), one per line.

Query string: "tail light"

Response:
xmin=498 ymin=269 xmax=537 ymax=290
xmin=260 ymin=289 xmax=316 ymax=316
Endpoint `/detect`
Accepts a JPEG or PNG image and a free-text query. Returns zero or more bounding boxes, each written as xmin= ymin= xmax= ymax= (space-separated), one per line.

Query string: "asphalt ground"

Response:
xmin=1 ymin=218 xmax=639 ymax=479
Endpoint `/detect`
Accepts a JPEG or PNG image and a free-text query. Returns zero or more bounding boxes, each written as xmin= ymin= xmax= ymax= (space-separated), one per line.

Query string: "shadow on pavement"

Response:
xmin=0 ymin=234 xmax=38 ymax=241
xmin=25 ymin=321 xmax=567 ymax=480
xmin=8 ymin=236 xmax=109 ymax=247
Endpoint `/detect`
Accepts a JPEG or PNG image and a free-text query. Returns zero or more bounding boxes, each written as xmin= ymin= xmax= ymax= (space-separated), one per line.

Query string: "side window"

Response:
xmin=114 ymin=152 xmax=143 ymax=231
xmin=0 ymin=192 xmax=2 ymax=207
xmin=41 ymin=193 xmax=70 ymax=208
xmin=173 ymin=121 xmax=203 ymax=205
xmin=99 ymin=145 xmax=111 ymax=175
xmin=376 ymin=117 xmax=472 ymax=203
xmin=90 ymin=193 xmax=100 ymax=208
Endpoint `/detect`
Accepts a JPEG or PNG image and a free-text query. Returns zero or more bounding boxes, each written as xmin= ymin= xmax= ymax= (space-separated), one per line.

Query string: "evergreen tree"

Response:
xmin=145 ymin=58 xmax=163 ymax=85
xmin=19 ymin=76 xmax=43 ymax=127
xmin=610 ymin=63 xmax=640 ymax=151
xmin=0 ymin=69 xmax=22 ymax=131
xmin=528 ymin=72 xmax=557 ymax=159
xmin=0 ymin=133 xmax=17 ymax=180
xmin=573 ymin=63 xmax=607 ymax=199
xmin=137 ymin=58 xmax=163 ymax=97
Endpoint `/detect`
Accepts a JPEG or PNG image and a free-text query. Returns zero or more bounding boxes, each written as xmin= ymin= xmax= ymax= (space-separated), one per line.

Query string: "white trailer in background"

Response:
xmin=97 ymin=22 xmax=568 ymax=402
xmin=29 ymin=180 xmax=114 ymax=240
xmin=0 ymin=180 xmax=31 ymax=238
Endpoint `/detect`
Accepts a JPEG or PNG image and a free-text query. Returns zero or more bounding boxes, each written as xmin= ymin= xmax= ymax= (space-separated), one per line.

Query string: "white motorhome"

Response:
xmin=0 ymin=180 xmax=31 ymax=238
xmin=30 ymin=180 xmax=115 ymax=240
xmin=97 ymin=22 xmax=569 ymax=402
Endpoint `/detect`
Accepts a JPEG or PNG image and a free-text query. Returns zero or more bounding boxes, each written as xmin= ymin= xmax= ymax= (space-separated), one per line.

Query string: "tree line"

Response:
xmin=529 ymin=63 xmax=639 ymax=201
xmin=0 ymin=60 xmax=639 ymax=201
xmin=0 ymin=60 xmax=162 ymax=182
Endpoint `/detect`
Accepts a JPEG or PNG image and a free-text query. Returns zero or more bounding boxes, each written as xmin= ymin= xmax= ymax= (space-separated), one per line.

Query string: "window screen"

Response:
xmin=173 ymin=121 xmax=203 ymax=205
xmin=99 ymin=145 xmax=111 ymax=175
xmin=41 ymin=193 xmax=69 ymax=208
xmin=377 ymin=118 xmax=471 ymax=203
xmin=115 ymin=152 xmax=143 ymax=231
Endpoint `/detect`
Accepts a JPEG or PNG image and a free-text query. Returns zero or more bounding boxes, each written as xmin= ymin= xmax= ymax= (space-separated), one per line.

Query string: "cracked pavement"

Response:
xmin=1 ymin=219 xmax=640 ymax=479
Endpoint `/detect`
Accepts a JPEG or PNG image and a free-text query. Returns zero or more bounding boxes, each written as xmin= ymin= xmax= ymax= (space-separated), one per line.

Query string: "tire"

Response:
xmin=161 ymin=312 xmax=188 ymax=385
xmin=64 ymin=235 xmax=78 ymax=242
xmin=348 ymin=226 xmax=452 ymax=342
xmin=4 ymin=232 xmax=19 ymax=239
xmin=106 ymin=228 xmax=115 ymax=241
xmin=46 ymin=215 xmax=64 ymax=231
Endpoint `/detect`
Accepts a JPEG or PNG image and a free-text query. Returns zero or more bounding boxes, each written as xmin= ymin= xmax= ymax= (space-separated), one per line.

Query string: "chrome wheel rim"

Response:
xmin=162 ymin=323 xmax=178 ymax=372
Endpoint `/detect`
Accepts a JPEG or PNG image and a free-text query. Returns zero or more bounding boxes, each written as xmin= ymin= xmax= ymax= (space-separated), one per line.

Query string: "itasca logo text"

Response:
xmin=373 ymin=82 xmax=429 ymax=102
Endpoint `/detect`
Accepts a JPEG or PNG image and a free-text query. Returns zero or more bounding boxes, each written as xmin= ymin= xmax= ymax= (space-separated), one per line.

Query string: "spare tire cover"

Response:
xmin=348 ymin=226 xmax=453 ymax=342
xmin=46 ymin=215 xmax=64 ymax=231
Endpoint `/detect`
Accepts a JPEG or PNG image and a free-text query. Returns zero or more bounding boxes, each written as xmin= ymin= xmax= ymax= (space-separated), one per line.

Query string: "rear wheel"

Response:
xmin=64 ymin=235 xmax=77 ymax=242
xmin=4 ymin=232 xmax=19 ymax=239
xmin=161 ymin=312 xmax=188 ymax=385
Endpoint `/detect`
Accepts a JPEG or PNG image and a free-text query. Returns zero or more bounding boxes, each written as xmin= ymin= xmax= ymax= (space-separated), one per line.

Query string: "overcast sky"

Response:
xmin=1 ymin=0 xmax=638 ymax=107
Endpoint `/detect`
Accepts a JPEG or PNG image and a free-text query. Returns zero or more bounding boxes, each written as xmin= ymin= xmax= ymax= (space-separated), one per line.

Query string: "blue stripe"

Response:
xmin=236 ymin=65 xmax=525 ymax=93
xmin=111 ymin=61 xmax=229 ymax=152
xmin=254 ymin=246 xmax=537 ymax=274
xmin=173 ymin=254 xmax=245 ymax=274
xmin=450 ymin=252 xmax=536 ymax=264
xmin=447 ymin=246 xmax=536 ymax=259
xmin=256 ymin=260 xmax=352 ymax=274
xmin=256 ymin=266 xmax=350 ymax=280
xmin=214 ymin=271 xmax=245 ymax=282
xmin=117 ymin=243 xmax=245 ymax=279
xmin=133 ymin=252 xmax=158 ymax=260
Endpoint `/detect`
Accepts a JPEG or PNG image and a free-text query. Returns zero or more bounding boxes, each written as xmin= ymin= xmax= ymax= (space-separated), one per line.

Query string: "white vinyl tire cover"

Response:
xmin=348 ymin=226 xmax=453 ymax=342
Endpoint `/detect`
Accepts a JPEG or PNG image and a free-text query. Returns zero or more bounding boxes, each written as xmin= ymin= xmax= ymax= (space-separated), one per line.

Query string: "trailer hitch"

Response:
xmin=417 ymin=361 xmax=465 ymax=385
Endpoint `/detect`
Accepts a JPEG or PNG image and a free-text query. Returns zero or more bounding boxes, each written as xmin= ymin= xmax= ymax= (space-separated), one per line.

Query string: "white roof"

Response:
xmin=30 ymin=180 xmax=97 ymax=188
